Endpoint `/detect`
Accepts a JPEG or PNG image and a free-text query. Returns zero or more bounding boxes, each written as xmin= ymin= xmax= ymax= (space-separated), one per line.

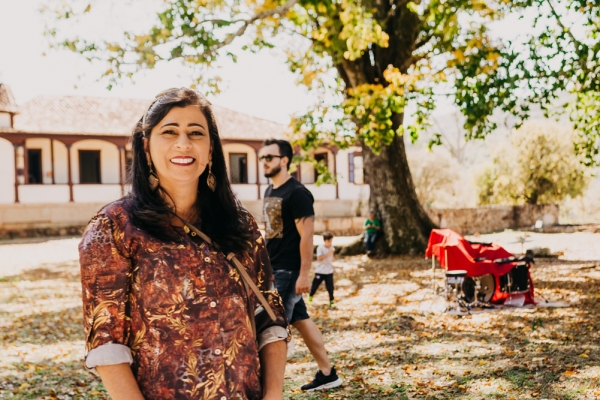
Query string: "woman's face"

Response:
xmin=144 ymin=105 xmax=212 ymax=190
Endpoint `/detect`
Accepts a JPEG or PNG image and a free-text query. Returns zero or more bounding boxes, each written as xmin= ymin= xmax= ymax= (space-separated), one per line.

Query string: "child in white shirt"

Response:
xmin=308 ymin=232 xmax=336 ymax=308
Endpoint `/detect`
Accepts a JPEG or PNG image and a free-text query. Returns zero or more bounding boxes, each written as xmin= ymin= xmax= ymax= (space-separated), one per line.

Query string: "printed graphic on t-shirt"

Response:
xmin=263 ymin=197 xmax=284 ymax=239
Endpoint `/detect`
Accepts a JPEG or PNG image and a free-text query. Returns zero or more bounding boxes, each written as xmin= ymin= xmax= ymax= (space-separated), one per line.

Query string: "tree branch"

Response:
xmin=196 ymin=18 xmax=248 ymax=26
xmin=415 ymin=34 xmax=433 ymax=50
xmin=199 ymin=0 xmax=299 ymax=58
xmin=546 ymin=0 xmax=582 ymax=49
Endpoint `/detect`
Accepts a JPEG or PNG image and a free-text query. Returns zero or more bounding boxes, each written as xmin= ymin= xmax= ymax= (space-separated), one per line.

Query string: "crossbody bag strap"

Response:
xmin=174 ymin=214 xmax=277 ymax=323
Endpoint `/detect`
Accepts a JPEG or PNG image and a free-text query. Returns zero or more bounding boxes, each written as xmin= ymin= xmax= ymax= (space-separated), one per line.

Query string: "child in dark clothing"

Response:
xmin=308 ymin=232 xmax=336 ymax=308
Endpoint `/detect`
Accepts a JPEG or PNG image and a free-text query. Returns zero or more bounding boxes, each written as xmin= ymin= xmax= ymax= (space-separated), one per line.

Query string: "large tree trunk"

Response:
xmin=336 ymin=2 xmax=436 ymax=254
xmin=362 ymin=113 xmax=436 ymax=254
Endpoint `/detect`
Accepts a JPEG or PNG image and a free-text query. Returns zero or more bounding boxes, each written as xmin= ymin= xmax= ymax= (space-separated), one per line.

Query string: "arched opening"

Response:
xmin=69 ymin=139 xmax=123 ymax=203
xmin=223 ymin=143 xmax=261 ymax=201
xmin=299 ymin=147 xmax=335 ymax=185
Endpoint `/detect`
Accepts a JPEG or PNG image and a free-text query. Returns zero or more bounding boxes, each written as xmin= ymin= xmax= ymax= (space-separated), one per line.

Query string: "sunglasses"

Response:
xmin=259 ymin=155 xmax=283 ymax=162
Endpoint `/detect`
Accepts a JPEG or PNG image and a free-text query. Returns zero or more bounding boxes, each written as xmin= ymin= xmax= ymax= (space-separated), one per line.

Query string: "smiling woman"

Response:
xmin=78 ymin=87 xmax=290 ymax=400
xmin=130 ymin=88 xmax=248 ymax=251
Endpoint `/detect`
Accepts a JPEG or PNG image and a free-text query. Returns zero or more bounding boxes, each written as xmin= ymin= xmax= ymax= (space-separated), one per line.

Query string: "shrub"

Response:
xmin=477 ymin=122 xmax=589 ymax=205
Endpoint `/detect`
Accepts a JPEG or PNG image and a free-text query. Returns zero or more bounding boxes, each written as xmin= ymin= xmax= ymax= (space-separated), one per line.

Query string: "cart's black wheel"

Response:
xmin=462 ymin=277 xmax=476 ymax=303
xmin=462 ymin=274 xmax=496 ymax=303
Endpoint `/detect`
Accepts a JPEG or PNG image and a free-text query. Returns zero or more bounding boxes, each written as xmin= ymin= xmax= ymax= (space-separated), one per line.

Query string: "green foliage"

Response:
xmin=291 ymin=153 xmax=336 ymax=186
xmin=43 ymin=0 xmax=600 ymax=167
xmin=477 ymin=123 xmax=589 ymax=205
xmin=498 ymin=0 xmax=600 ymax=165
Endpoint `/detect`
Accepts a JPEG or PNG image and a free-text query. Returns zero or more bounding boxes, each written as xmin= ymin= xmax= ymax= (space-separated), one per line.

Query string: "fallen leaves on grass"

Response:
xmin=1 ymin=240 xmax=599 ymax=399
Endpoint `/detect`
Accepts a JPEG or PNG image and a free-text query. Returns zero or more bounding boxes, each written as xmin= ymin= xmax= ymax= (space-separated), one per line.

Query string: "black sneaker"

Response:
xmin=300 ymin=366 xmax=343 ymax=391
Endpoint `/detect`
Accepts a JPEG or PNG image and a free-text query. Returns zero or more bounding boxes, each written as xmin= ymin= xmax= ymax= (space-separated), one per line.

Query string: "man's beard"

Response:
xmin=264 ymin=164 xmax=282 ymax=178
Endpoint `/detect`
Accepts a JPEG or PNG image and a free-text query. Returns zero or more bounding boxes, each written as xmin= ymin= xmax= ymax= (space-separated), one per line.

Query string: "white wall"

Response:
xmin=0 ymin=138 xmax=15 ymax=203
xmin=74 ymin=184 xmax=122 ymax=203
xmin=336 ymin=147 xmax=369 ymax=201
xmin=19 ymin=185 xmax=70 ymax=203
xmin=223 ymin=143 xmax=258 ymax=184
xmin=0 ymin=113 xmax=11 ymax=128
xmin=304 ymin=183 xmax=337 ymax=200
xmin=52 ymin=140 xmax=69 ymax=184
xmin=232 ymin=184 xmax=260 ymax=201
xmin=71 ymin=140 xmax=121 ymax=184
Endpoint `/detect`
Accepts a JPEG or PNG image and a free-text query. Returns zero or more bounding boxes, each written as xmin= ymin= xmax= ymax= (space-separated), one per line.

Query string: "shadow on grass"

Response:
xmin=300 ymin=255 xmax=600 ymax=399
xmin=0 ymin=357 xmax=107 ymax=400
xmin=0 ymin=263 xmax=80 ymax=283
xmin=0 ymin=306 xmax=83 ymax=346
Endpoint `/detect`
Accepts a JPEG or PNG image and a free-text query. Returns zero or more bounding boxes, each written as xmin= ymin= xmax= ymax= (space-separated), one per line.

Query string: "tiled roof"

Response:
xmin=0 ymin=84 xmax=19 ymax=114
xmin=10 ymin=95 xmax=287 ymax=140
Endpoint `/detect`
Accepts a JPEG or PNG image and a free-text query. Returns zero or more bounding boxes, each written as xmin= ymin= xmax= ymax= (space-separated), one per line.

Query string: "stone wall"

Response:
xmin=244 ymin=199 xmax=368 ymax=235
xmin=0 ymin=201 xmax=559 ymax=239
xmin=425 ymin=204 xmax=559 ymax=235
xmin=0 ymin=202 xmax=106 ymax=239
xmin=0 ymin=200 xmax=369 ymax=239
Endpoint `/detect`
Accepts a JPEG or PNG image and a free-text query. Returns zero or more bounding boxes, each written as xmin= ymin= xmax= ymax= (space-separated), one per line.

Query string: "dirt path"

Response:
xmin=0 ymin=233 xmax=598 ymax=399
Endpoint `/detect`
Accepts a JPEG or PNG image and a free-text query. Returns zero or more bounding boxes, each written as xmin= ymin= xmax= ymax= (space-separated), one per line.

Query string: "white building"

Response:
xmin=0 ymin=84 xmax=369 ymax=234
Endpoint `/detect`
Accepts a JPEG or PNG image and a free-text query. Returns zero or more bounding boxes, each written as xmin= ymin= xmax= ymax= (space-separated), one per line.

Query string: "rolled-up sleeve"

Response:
xmin=79 ymin=214 xmax=133 ymax=368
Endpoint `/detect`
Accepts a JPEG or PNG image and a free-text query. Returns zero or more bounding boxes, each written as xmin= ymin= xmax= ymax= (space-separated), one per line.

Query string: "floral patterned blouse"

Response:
xmin=79 ymin=199 xmax=288 ymax=400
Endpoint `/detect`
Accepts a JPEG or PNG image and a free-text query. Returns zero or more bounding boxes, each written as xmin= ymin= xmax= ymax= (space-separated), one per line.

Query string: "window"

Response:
xmin=349 ymin=152 xmax=367 ymax=184
xmin=229 ymin=153 xmax=248 ymax=184
xmin=313 ymin=152 xmax=328 ymax=182
xmin=79 ymin=150 xmax=101 ymax=183
xmin=27 ymin=149 xmax=43 ymax=184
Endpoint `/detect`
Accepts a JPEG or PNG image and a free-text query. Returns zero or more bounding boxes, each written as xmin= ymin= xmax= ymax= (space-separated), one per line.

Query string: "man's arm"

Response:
xmin=260 ymin=340 xmax=287 ymax=400
xmin=295 ymin=216 xmax=314 ymax=294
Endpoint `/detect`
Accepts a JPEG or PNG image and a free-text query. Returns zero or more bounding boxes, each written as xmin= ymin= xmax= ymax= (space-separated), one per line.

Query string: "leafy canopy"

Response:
xmin=45 ymin=0 xmax=600 ymax=163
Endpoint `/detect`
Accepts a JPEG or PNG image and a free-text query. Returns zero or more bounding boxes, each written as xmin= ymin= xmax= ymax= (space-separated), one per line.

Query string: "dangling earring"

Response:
xmin=148 ymin=162 xmax=159 ymax=191
xmin=206 ymin=161 xmax=216 ymax=192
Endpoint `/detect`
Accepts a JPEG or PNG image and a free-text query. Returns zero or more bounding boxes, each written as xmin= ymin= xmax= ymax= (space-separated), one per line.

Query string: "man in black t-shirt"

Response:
xmin=260 ymin=139 xmax=342 ymax=392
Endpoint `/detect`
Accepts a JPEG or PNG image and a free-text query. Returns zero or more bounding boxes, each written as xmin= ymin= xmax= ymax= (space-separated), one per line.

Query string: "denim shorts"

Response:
xmin=273 ymin=270 xmax=310 ymax=324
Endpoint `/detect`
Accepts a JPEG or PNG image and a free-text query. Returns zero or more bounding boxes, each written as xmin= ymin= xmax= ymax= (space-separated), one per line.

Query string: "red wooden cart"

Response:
xmin=425 ymin=229 xmax=536 ymax=305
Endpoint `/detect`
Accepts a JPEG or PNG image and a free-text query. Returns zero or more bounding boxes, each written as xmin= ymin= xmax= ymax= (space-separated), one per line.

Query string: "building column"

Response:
xmin=66 ymin=144 xmax=74 ymax=202
xmin=23 ymin=142 xmax=29 ymax=184
xmin=255 ymin=149 xmax=261 ymax=200
xmin=13 ymin=144 xmax=24 ymax=203
xmin=50 ymin=139 xmax=56 ymax=184
xmin=333 ymin=150 xmax=339 ymax=199
xmin=118 ymin=146 xmax=125 ymax=197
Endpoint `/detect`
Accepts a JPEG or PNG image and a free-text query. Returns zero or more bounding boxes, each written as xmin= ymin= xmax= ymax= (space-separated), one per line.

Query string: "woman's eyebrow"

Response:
xmin=160 ymin=122 xmax=207 ymax=129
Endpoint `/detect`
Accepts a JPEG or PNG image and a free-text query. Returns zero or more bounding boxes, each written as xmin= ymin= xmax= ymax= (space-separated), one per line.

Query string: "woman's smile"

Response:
xmin=170 ymin=156 xmax=196 ymax=166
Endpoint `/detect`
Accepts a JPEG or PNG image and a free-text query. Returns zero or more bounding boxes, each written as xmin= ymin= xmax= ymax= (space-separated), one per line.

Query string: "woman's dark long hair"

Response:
xmin=127 ymin=87 xmax=253 ymax=254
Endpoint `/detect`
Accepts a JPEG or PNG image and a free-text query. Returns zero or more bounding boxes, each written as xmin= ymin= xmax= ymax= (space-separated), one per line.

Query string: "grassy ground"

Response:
xmin=0 ymin=240 xmax=598 ymax=399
